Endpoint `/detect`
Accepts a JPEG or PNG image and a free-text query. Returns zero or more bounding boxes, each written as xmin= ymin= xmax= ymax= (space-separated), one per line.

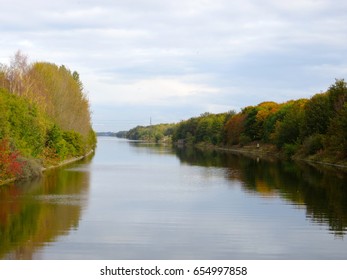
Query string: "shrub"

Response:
xmin=239 ymin=134 xmax=251 ymax=147
xmin=301 ymin=134 xmax=324 ymax=155
xmin=0 ymin=138 xmax=24 ymax=180
xmin=17 ymin=157 xmax=42 ymax=179
xmin=283 ymin=143 xmax=299 ymax=158
xmin=62 ymin=130 xmax=85 ymax=157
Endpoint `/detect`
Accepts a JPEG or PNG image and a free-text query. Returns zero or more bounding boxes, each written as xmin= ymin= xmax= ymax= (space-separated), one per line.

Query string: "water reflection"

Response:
xmin=2 ymin=139 xmax=347 ymax=259
xmin=174 ymin=146 xmax=347 ymax=236
xmin=123 ymin=142 xmax=347 ymax=236
xmin=0 ymin=157 xmax=91 ymax=259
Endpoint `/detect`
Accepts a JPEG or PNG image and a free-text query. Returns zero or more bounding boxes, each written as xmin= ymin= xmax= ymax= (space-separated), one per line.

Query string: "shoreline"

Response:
xmin=41 ymin=149 xmax=94 ymax=171
xmin=184 ymin=142 xmax=347 ymax=170
xmin=299 ymin=158 xmax=347 ymax=170
xmin=0 ymin=150 xmax=94 ymax=187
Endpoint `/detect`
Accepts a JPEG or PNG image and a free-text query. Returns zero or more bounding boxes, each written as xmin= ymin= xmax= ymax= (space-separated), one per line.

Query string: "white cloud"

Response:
xmin=47 ymin=6 xmax=106 ymax=20
xmin=88 ymin=75 xmax=219 ymax=106
xmin=1 ymin=0 xmax=347 ymax=131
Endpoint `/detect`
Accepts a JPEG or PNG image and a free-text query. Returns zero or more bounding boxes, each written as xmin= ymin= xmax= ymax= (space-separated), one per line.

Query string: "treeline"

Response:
xmin=0 ymin=51 xmax=96 ymax=182
xmin=121 ymin=79 xmax=347 ymax=165
xmin=172 ymin=112 xmax=234 ymax=146
xmin=125 ymin=123 xmax=175 ymax=143
xmin=172 ymin=79 xmax=347 ymax=163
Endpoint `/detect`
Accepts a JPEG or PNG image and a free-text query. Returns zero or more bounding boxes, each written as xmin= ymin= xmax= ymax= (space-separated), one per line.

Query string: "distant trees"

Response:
xmin=126 ymin=123 xmax=176 ymax=143
xmin=170 ymin=79 xmax=347 ymax=163
xmin=172 ymin=112 xmax=234 ymax=146
xmin=117 ymin=79 xmax=347 ymax=164
xmin=113 ymin=78 xmax=347 ymax=165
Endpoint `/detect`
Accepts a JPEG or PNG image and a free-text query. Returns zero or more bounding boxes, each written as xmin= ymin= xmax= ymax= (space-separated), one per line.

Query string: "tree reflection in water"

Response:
xmin=174 ymin=146 xmax=347 ymax=237
xmin=0 ymin=159 xmax=91 ymax=259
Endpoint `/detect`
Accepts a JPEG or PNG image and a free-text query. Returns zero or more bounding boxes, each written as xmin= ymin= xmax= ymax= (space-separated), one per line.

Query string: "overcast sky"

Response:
xmin=1 ymin=0 xmax=347 ymax=132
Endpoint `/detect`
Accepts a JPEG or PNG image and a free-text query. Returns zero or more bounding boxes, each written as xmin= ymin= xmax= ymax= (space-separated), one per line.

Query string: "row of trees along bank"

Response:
xmin=122 ymin=79 xmax=347 ymax=166
xmin=0 ymin=51 xmax=96 ymax=183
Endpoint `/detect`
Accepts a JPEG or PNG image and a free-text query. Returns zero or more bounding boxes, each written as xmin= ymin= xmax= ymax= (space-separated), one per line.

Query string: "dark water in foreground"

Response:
xmin=1 ymin=137 xmax=347 ymax=259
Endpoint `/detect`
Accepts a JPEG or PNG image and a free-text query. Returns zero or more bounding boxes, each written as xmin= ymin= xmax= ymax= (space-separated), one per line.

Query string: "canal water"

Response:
xmin=1 ymin=137 xmax=347 ymax=259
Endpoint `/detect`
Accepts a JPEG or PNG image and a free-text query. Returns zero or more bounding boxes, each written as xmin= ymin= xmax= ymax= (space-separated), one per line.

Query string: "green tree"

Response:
xmin=325 ymin=103 xmax=347 ymax=157
xmin=242 ymin=106 xmax=259 ymax=141
xmin=302 ymin=92 xmax=332 ymax=136
xmin=255 ymin=102 xmax=279 ymax=141
xmin=0 ymin=92 xmax=10 ymax=139
xmin=328 ymin=79 xmax=347 ymax=112
xmin=272 ymin=100 xmax=307 ymax=148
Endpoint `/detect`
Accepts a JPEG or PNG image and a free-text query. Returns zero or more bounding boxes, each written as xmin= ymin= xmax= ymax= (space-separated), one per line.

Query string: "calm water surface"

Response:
xmin=1 ymin=137 xmax=347 ymax=259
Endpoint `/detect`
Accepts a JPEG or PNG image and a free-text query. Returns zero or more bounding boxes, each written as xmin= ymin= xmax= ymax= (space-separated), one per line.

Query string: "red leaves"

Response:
xmin=0 ymin=138 xmax=23 ymax=180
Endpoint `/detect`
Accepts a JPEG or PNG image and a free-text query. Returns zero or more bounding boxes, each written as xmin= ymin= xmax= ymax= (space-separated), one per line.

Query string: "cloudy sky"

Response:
xmin=1 ymin=0 xmax=347 ymax=132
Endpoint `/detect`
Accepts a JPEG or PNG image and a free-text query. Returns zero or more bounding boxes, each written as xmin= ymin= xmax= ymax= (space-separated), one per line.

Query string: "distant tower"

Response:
xmin=150 ymin=116 xmax=152 ymax=126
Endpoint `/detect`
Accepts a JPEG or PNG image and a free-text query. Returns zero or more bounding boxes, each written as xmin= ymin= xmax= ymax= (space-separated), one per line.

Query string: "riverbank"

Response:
xmin=0 ymin=150 xmax=94 ymax=187
xmin=0 ymin=178 xmax=17 ymax=186
xmin=193 ymin=142 xmax=280 ymax=158
xmin=189 ymin=142 xmax=347 ymax=170
xmin=42 ymin=149 xmax=94 ymax=171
